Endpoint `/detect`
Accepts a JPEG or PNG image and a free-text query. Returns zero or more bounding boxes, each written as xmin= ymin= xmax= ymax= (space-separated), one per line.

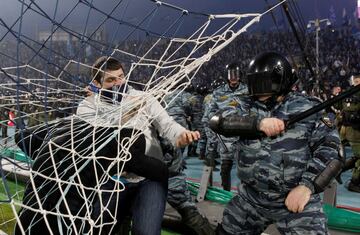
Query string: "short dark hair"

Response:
xmin=92 ymin=56 xmax=124 ymax=83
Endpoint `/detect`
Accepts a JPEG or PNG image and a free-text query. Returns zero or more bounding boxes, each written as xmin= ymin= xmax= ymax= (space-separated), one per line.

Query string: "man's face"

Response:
xmin=95 ymin=68 xmax=125 ymax=89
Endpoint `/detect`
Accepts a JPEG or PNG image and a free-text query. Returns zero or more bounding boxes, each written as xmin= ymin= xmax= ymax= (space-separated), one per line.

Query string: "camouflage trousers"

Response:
xmin=220 ymin=184 xmax=328 ymax=235
xmin=167 ymin=171 xmax=194 ymax=210
xmin=340 ymin=126 xmax=360 ymax=181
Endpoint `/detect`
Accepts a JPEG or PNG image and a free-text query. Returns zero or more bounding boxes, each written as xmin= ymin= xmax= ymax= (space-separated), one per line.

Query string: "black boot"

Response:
xmin=348 ymin=177 xmax=360 ymax=193
xmin=178 ymin=206 xmax=215 ymax=235
xmin=220 ymin=160 xmax=233 ymax=191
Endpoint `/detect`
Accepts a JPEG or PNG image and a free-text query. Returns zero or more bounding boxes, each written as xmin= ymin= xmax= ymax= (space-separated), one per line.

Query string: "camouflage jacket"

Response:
xmin=234 ymin=92 xmax=341 ymax=198
xmin=163 ymin=90 xmax=192 ymax=128
xmin=207 ymin=83 xmax=248 ymax=152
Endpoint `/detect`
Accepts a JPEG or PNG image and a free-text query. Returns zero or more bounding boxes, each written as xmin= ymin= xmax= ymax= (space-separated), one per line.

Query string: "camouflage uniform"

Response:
xmin=163 ymin=90 xmax=214 ymax=235
xmin=163 ymin=90 xmax=190 ymax=129
xmin=163 ymin=89 xmax=194 ymax=207
xmin=201 ymin=93 xmax=221 ymax=170
xmin=336 ymin=92 xmax=360 ymax=191
xmin=188 ymin=92 xmax=205 ymax=157
xmin=207 ymin=83 xmax=248 ymax=190
xmin=162 ymin=89 xmax=191 ymax=166
xmin=219 ymin=92 xmax=341 ymax=235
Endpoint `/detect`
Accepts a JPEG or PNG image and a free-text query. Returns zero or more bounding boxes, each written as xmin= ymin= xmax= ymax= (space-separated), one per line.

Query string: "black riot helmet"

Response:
xmin=226 ymin=62 xmax=243 ymax=84
xmin=247 ymin=52 xmax=297 ymax=97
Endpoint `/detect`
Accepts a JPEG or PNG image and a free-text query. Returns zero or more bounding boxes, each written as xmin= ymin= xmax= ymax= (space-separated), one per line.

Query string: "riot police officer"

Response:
xmin=211 ymin=52 xmax=342 ymax=235
xmin=206 ymin=62 xmax=247 ymax=191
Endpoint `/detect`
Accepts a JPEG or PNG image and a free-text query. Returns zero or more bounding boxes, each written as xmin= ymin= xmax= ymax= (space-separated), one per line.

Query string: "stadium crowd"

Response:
xmin=1 ymin=25 xmax=359 ymax=143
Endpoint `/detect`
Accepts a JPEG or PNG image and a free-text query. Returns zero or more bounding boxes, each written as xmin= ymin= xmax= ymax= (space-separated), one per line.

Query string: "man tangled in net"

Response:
xmin=14 ymin=56 xmax=201 ymax=235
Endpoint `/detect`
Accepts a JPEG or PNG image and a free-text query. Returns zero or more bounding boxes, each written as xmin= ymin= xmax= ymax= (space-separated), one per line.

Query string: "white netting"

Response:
xmin=0 ymin=0 xmax=285 ymax=234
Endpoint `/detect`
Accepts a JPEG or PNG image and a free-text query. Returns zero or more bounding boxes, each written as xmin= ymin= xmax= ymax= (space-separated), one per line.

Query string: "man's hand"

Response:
xmin=259 ymin=118 xmax=285 ymax=137
xmin=175 ymin=130 xmax=200 ymax=148
xmin=285 ymin=185 xmax=312 ymax=213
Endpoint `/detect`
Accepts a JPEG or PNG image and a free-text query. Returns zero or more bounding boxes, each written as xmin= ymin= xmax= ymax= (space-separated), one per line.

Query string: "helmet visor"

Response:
xmin=228 ymin=69 xmax=240 ymax=82
xmin=247 ymin=71 xmax=281 ymax=96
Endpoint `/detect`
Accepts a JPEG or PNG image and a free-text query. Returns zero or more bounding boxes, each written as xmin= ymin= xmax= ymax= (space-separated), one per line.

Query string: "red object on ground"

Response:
xmin=336 ymin=205 xmax=360 ymax=213
xmin=7 ymin=111 xmax=15 ymax=126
